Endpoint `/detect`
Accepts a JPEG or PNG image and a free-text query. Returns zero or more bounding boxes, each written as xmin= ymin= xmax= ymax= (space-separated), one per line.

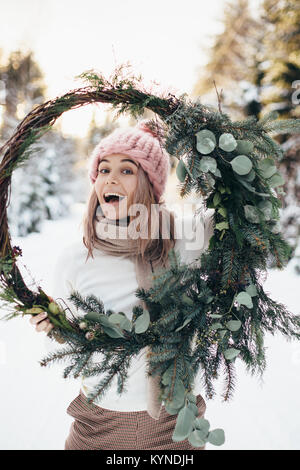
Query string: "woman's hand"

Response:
xmin=29 ymin=311 xmax=54 ymax=334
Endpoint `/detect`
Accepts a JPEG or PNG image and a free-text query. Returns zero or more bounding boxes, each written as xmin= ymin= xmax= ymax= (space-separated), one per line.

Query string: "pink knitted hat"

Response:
xmin=88 ymin=119 xmax=170 ymax=202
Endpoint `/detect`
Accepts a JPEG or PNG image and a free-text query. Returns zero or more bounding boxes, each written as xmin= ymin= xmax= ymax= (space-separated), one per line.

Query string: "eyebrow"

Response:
xmin=99 ymin=158 xmax=139 ymax=168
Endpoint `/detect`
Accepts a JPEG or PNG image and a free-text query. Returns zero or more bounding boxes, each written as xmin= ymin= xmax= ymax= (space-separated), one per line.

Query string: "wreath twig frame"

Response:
xmin=1 ymin=64 xmax=300 ymax=448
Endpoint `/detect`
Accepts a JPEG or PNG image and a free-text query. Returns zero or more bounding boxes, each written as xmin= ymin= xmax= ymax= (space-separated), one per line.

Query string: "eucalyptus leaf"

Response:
xmin=244 ymin=204 xmax=260 ymax=223
xmin=218 ymin=329 xmax=227 ymax=339
xmin=210 ymin=322 xmax=223 ymax=330
xmin=102 ymin=325 xmax=125 ymax=338
xmin=257 ymin=158 xmax=277 ymax=179
xmin=84 ymin=311 xmax=103 ymax=322
xmin=230 ymin=155 xmax=253 ymax=175
xmin=188 ymin=430 xmax=207 ymax=447
xmin=236 ymin=291 xmax=253 ymax=308
xmin=196 ymin=129 xmax=216 ymax=154
xmin=206 ymin=172 xmax=216 ymax=188
xmin=207 ymin=429 xmax=225 ymax=446
xmin=199 ymin=156 xmax=217 ymax=173
xmin=224 ymin=348 xmax=240 ymax=360
xmin=245 ymin=284 xmax=257 ymax=297
xmin=238 ymin=177 xmax=270 ymax=197
xmin=193 ymin=427 xmax=210 ymax=441
xmin=240 ymin=180 xmax=255 ymax=192
xmin=215 ymin=221 xmax=229 ymax=231
xmin=267 ymin=172 xmax=285 ymax=188
xmin=196 ymin=129 xmax=216 ymax=143
xmin=91 ymin=313 xmax=118 ymax=325
xmin=175 ymin=317 xmax=192 ymax=332
xmin=162 ymin=366 xmax=173 ymax=386
xmin=235 ymin=140 xmax=254 ymax=155
xmin=196 ymin=139 xmax=215 ymax=155
xmin=277 ymin=187 xmax=286 ymax=196
xmin=84 ymin=313 xmax=125 ymax=338
xmin=226 ymin=320 xmax=242 ymax=331
xmin=217 ymin=207 xmax=227 ymax=218
xmin=121 ymin=317 xmax=132 ymax=332
xmin=172 ymin=406 xmax=195 ymax=441
xmin=188 ymin=402 xmax=199 ymax=417
xmin=186 ymin=393 xmax=197 ymax=404
xmin=108 ymin=312 xmax=132 ymax=332
xmin=258 ymin=200 xmax=273 ymax=221
xmin=108 ymin=312 xmax=125 ymax=323
xmin=134 ymin=309 xmax=150 ymax=334
xmin=210 ymin=314 xmax=223 ymax=318
xmin=194 ymin=417 xmax=210 ymax=433
xmin=164 ymin=402 xmax=181 ymax=415
xmin=176 ymin=159 xmax=187 ymax=182
xmin=213 ymin=168 xmax=222 ymax=177
xmin=168 ymin=379 xmax=186 ymax=409
xmin=219 ymin=133 xmax=237 ymax=152
xmin=243 ymin=169 xmax=256 ymax=182
xmin=213 ymin=192 xmax=221 ymax=207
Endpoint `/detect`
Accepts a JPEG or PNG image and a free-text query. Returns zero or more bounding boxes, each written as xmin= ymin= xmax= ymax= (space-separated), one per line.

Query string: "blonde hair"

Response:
xmin=82 ymin=165 xmax=176 ymax=267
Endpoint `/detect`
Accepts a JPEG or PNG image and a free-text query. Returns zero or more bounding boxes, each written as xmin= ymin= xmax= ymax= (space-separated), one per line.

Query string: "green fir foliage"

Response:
xmin=2 ymin=65 xmax=300 ymax=447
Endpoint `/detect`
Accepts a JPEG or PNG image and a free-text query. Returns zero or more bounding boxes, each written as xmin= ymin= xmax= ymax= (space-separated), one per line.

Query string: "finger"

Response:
xmin=36 ymin=319 xmax=50 ymax=332
xmin=45 ymin=322 xmax=54 ymax=334
xmin=29 ymin=313 xmax=46 ymax=325
xmin=30 ymin=312 xmax=48 ymax=325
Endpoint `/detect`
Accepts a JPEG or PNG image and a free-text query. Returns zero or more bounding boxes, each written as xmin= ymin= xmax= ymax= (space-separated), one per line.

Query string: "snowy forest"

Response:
xmin=0 ymin=0 xmax=299 ymax=270
xmin=0 ymin=0 xmax=299 ymax=451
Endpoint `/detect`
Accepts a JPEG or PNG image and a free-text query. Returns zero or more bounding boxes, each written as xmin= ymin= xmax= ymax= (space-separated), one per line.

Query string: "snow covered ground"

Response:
xmin=0 ymin=202 xmax=299 ymax=450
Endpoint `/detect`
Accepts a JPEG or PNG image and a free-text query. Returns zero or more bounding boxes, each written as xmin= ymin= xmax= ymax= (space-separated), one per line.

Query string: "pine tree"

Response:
xmin=260 ymin=0 xmax=300 ymax=119
xmin=260 ymin=0 xmax=300 ymax=270
xmin=0 ymin=49 xmax=80 ymax=235
xmin=191 ymin=0 xmax=300 ymax=271
xmin=192 ymin=0 xmax=263 ymax=118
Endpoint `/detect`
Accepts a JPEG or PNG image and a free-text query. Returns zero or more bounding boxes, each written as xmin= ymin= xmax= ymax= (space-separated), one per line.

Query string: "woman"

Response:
xmin=30 ymin=119 xmax=215 ymax=450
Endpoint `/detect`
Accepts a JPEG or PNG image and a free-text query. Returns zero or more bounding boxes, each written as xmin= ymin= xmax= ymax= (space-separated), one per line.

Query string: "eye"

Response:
xmin=98 ymin=168 xmax=133 ymax=175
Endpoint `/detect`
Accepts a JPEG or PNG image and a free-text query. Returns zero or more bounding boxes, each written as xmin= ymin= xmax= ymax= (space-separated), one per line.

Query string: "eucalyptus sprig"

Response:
xmin=1 ymin=64 xmax=300 ymax=448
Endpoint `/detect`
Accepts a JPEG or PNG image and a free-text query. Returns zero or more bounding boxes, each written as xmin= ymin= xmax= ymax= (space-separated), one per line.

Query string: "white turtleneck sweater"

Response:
xmin=44 ymin=207 xmax=215 ymax=411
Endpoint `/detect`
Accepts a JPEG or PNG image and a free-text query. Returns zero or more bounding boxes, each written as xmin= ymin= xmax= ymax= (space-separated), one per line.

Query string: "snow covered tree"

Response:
xmin=191 ymin=0 xmax=263 ymax=118
xmin=191 ymin=0 xmax=300 ymax=271
xmin=260 ymin=0 xmax=300 ymax=272
xmin=0 ymin=49 xmax=80 ymax=236
xmin=7 ymin=129 xmax=79 ymax=237
xmin=260 ymin=0 xmax=300 ymax=119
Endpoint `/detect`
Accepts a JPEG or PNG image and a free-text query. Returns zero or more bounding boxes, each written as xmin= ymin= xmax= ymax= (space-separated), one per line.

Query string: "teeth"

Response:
xmin=104 ymin=192 xmax=126 ymax=202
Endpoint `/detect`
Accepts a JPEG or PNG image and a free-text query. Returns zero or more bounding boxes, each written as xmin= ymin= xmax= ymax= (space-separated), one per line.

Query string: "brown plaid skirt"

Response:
xmin=65 ymin=389 xmax=207 ymax=450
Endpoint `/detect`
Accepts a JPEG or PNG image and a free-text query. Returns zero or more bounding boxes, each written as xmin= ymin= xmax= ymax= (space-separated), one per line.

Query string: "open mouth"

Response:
xmin=103 ymin=193 xmax=126 ymax=205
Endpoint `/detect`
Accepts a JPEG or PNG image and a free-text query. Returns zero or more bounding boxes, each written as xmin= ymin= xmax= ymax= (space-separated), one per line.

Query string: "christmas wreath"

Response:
xmin=1 ymin=64 xmax=300 ymax=448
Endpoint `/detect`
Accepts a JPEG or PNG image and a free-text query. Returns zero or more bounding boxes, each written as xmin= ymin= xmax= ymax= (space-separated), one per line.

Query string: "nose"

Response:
xmin=105 ymin=170 xmax=119 ymax=184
